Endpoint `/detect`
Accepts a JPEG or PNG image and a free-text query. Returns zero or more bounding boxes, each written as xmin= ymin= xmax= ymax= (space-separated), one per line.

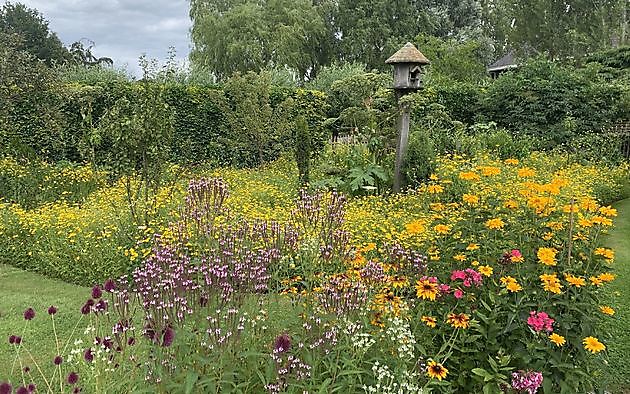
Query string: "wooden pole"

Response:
xmin=393 ymin=96 xmax=410 ymax=193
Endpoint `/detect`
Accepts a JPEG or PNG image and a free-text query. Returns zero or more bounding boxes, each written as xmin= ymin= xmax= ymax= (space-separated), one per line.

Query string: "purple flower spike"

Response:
xmin=24 ymin=308 xmax=35 ymax=320
xmin=0 ymin=382 xmax=12 ymax=394
xmin=67 ymin=372 xmax=79 ymax=385
xmin=47 ymin=305 xmax=57 ymax=315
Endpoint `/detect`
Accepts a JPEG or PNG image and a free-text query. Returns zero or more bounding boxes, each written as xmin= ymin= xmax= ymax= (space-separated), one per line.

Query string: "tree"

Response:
xmin=190 ymin=0 xmax=328 ymax=81
xmin=69 ymin=39 xmax=113 ymax=67
xmin=0 ymin=2 xmax=70 ymax=66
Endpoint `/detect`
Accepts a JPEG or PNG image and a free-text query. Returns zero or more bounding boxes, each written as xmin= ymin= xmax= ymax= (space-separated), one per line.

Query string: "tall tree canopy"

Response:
xmin=0 ymin=1 xmax=70 ymax=66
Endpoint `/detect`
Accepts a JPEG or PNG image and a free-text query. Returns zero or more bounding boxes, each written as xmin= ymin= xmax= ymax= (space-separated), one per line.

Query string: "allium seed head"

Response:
xmin=161 ymin=327 xmax=175 ymax=347
xmin=16 ymin=386 xmax=28 ymax=394
xmin=274 ymin=333 xmax=291 ymax=353
xmin=83 ymin=348 xmax=93 ymax=363
xmin=23 ymin=308 xmax=35 ymax=320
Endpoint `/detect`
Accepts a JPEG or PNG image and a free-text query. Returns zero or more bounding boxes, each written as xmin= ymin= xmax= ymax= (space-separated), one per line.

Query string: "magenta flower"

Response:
xmin=91 ymin=286 xmax=102 ymax=299
xmin=527 ymin=311 xmax=554 ymax=333
xmin=0 ymin=382 xmax=11 ymax=394
xmin=511 ymin=370 xmax=543 ymax=393
xmin=67 ymin=372 xmax=79 ymax=385
xmin=47 ymin=305 xmax=57 ymax=315
xmin=23 ymin=308 xmax=35 ymax=320
xmin=451 ymin=269 xmax=483 ymax=287
xmin=454 ymin=289 xmax=464 ymax=299
xmin=16 ymin=387 xmax=28 ymax=394
xmin=438 ymin=284 xmax=450 ymax=292
xmin=9 ymin=335 xmax=22 ymax=345
xmin=53 ymin=355 xmax=63 ymax=365
xmin=451 ymin=270 xmax=466 ymax=281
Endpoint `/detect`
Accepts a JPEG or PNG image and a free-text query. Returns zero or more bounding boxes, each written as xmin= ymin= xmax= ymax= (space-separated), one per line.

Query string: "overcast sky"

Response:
xmin=19 ymin=0 xmax=191 ymax=77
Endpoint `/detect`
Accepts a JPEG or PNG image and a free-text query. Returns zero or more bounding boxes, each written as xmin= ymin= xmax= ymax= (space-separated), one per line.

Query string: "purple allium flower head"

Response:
xmin=83 ymin=348 xmax=93 ymax=363
xmin=103 ymin=279 xmax=116 ymax=292
xmin=0 ymin=382 xmax=11 ymax=394
xmin=13 ymin=336 xmax=22 ymax=345
xmin=27 ymin=383 xmax=36 ymax=392
xmin=274 ymin=333 xmax=291 ymax=353
xmin=16 ymin=386 xmax=28 ymax=394
xmin=22 ymin=366 xmax=30 ymax=373
xmin=127 ymin=337 xmax=135 ymax=346
xmin=8 ymin=335 xmax=16 ymax=344
xmin=91 ymin=286 xmax=102 ymax=299
xmin=73 ymin=387 xmax=82 ymax=393
xmin=161 ymin=327 xmax=175 ymax=347
xmin=53 ymin=355 xmax=63 ymax=365
xmin=47 ymin=306 xmax=57 ymax=315
xmin=67 ymin=372 xmax=79 ymax=385
xmin=24 ymin=308 xmax=35 ymax=320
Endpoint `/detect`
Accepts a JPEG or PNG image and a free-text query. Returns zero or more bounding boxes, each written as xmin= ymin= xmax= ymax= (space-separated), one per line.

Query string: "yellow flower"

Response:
xmin=549 ymin=333 xmax=566 ymax=347
xmin=485 ymin=218 xmax=505 ymax=230
xmin=478 ymin=265 xmax=493 ymax=277
xmin=466 ymin=243 xmax=479 ymax=251
xmin=583 ymin=336 xmax=605 ymax=353
xmin=578 ymin=218 xmax=593 ymax=227
xmin=564 ymin=273 xmax=586 ymax=287
xmin=446 ymin=313 xmax=470 ymax=329
xmin=427 ymin=184 xmax=444 ymax=194
xmin=592 ymin=216 xmax=613 ymax=226
xmin=388 ymin=275 xmax=409 ymax=289
xmin=426 ymin=361 xmax=448 ymax=381
xmin=453 ymin=254 xmax=467 ymax=262
xmin=503 ymin=199 xmax=519 ymax=209
xmin=504 ymin=158 xmax=519 ymax=165
xmin=500 ymin=276 xmax=522 ymax=292
xmin=429 ymin=173 xmax=439 ymax=180
xmin=517 ymin=167 xmax=536 ymax=177
xmin=590 ymin=276 xmax=604 ymax=286
xmin=405 ymin=220 xmax=425 ymax=235
xmin=598 ymin=272 xmax=615 ymax=282
xmin=540 ymin=273 xmax=563 ymax=294
xmin=462 ymin=194 xmax=479 ymax=205
xmin=599 ymin=306 xmax=615 ymax=316
xmin=416 ymin=279 xmax=439 ymax=301
xmin=459 ymin=171 xmax=480 ymax=181
xmin=479 ymin=166 xmax=501 ymax=176
xmin=537 ymin=247 xmax=557 ymax=266
xmin=421 ymin=315 xmax=437 ymax=328
xmin=434 ymin=224 xmax=451 ymax=235
xmin=598 ymin=206 xmax=617 ymax=217
xmin=594 ymin=248 xmax=615 ymax=261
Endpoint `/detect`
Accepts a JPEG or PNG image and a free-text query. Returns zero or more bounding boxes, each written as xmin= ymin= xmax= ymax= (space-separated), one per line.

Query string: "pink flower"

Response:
xmin=527 ymin=311 xmax=554 ymax=333
xmin=451 ymin=269 xmax=483 ymax=287
xmin=454 ymin=289 xmax=464 ymax=299
xmin=511 ymin=249 xmax=522 ymax=258
xmin=438 ymin=284 xmax=450 ymax=292
xmin=450 ymin=270 xmax=466 ymax=281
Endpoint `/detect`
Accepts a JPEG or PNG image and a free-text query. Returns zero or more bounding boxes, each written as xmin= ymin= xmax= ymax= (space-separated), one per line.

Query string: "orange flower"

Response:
xmin=446 ymin=313 xmax=470 ymax=329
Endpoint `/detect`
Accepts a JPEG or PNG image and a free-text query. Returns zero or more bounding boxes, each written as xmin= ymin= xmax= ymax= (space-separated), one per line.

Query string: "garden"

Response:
xmin=2 ymin=1 xmax=630 ymax=393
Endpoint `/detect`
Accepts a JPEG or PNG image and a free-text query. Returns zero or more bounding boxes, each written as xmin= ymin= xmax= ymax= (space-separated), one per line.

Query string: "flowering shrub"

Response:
xmin=1 ymin=151 xmax=627 ymax=392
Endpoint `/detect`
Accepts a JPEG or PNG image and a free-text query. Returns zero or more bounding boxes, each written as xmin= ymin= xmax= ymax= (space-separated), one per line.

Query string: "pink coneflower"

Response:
xmin=91 ymin=286 xmax=102 ymax=299
xmin=53 ymin=355 xmax=63 ymax=365
xmin=67 ymin=372 xmax=79 ymax=385
xmin=23 ymin=308 xmax=35 ymax=320
xmin=0 ymin=382 xmax=11 ymax=394
xmin=47 ymin=305 xmax=57 ymax=315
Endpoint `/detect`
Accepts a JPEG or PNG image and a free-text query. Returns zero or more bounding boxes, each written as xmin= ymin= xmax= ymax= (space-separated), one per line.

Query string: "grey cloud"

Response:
xmin=19 ymin=0 xmax=191 ymax=76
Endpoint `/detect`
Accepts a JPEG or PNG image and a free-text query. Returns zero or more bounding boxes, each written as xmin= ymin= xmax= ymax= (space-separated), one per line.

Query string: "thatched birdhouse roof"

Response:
xmin=386 ymin=42 xmax=430 ymax=65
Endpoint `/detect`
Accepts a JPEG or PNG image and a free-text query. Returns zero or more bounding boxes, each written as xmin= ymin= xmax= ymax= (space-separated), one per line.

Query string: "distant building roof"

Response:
xmin=487 ymin=51 xmax=518 ymax=72
xmin=386 ymin=42 xmax=430 ymax=65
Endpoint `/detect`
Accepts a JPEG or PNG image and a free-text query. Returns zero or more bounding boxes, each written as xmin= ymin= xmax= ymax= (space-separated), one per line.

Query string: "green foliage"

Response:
xmin=305 ymin=62 xmax=367 ymax=93
xmin=404 ymin=128 xmax=435 ymax=187
xmin=0 ymin=1 xmax=70 ymax=66
xmin=482 ymin=59 xmax=627 ymax=149
xmin=294 ymin=116 xmax=311 ymax=185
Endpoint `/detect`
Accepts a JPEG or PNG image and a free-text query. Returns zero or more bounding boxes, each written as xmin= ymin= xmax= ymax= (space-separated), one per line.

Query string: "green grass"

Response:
xmin=600 ymin=197 xmax=630 ymax=393
xmin=0 ymin=264 xmax=88 ymax=382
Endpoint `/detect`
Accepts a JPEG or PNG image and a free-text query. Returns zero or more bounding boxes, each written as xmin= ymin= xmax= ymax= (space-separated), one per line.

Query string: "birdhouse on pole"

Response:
xmin=386 ymin=42 xmax=430 ymax=193
xmin=386 ymin=42 xmax=430 ymax=91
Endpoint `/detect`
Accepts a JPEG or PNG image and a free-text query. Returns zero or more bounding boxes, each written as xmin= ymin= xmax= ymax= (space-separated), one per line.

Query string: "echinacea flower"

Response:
xmin=549 ymin=333 xmax=566 ymax=346
xmin=426 ymin=361 xmax=448 ymax=381
xmin=416 ymin=279 xmax=439 ymax=301
xmin=583 ymin=336 xmax=605 ymax=353
xmin=23 ymin=308 xmax=35 ymax=321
